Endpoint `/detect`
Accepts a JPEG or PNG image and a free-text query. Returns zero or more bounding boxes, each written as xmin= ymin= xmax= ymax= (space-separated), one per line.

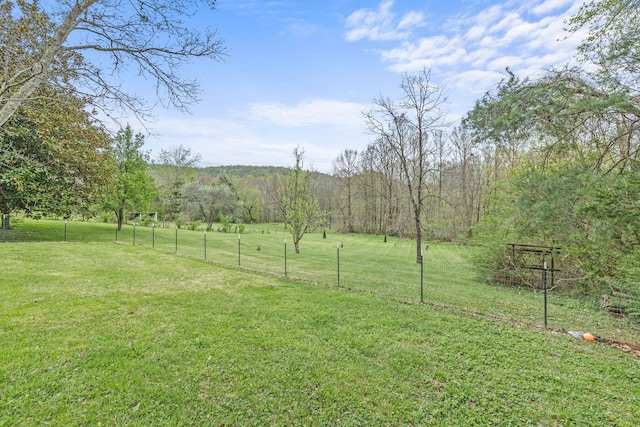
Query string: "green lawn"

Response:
xmin=3 ymin=218 xmax=638 ymax=345
xmin=1 ymin=239 xmax=639 ymax=425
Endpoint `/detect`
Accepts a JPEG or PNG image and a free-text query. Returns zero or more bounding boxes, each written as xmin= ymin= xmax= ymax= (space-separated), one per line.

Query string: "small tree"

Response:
xmin=181 ymin=181 xmax=242 ymax=230
xmin=282 ymin=147 xmax=326 ymax=253
xmin=102 ymin=126 xmax=157 ymax=231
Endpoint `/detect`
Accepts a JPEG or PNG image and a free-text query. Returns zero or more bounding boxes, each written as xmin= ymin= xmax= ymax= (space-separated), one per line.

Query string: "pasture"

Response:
xmin=1 ymin=220 xmax=639 ymax=424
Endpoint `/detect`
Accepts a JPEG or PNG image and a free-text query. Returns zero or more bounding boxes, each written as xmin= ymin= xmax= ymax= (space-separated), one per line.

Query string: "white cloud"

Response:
xmin=398 ymin=11 xmax=425 ymax=30
xmin=249 ymin=99 xmax=366 ymax=127
xmin=530 ymin=0 xmax=575 ymax=16
xmin=367 ymin=0 xmax=585 ymax=79
xmin=381 ymin=35 xmax=468 ymax=72
xmin=344 ymin=0 xmax=424 ymax=42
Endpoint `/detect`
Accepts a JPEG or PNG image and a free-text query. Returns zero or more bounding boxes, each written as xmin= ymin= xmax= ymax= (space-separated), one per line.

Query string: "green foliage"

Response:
xmin=101 ymin=126 xmax=157 ymax=231
xmin=567 ymin=0 xmax=640 ymax=96
xmin=187 ymin=221 xmax=202 ymax=231
xmin=174 ymin=213 xmax=187 ymax=229
xmin=465 ymin=63 xmax=640 ymax=322
xmin=282 ymin=147 xmax=326 ymax=253
xmin=0 ymin=85 xmax=113 ymax=217
xmin=181 ymin=181 xmax=242 ymax=230
xmin=152 ymin=144 xmax=202 ymax=222
xmin=218 ymin=214 xmax=232 ymax=233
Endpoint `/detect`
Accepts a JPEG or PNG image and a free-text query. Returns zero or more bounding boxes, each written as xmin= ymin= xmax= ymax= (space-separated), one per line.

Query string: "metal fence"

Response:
xmin=2 ymin=218 xmax=637 ymax=346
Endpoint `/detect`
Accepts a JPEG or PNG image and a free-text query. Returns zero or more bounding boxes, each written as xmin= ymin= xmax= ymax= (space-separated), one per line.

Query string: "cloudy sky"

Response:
xmin=138 ymin=0 xmax=588 ymax=172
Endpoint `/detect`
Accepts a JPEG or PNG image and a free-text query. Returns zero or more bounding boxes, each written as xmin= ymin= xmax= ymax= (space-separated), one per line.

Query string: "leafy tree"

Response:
xmin=180 ymin=180 xmax=242 ymax=230
xmin=567 ymin=0 xmax=640 ymax=97
xmin=102 ymin=125 xmax=157 ymax=231
xmin=0 ymin=0 xmax=226 ymax=128
xmin=282 ymin=146 xmax=326 ymax=254
xmin=238 ymin=185 xmax=263 ymax=223
xmin=465 ymin=65 xmax=640 ymax=316
xmin=0 ymin=84 xmax=113 ymax=217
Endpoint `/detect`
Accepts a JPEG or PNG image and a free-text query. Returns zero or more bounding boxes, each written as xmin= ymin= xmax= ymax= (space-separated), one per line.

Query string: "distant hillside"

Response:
xmin=198 ymin=165 xmax=291 ymax=179
xmin=148 ymin=164 xmax=333 ymax=184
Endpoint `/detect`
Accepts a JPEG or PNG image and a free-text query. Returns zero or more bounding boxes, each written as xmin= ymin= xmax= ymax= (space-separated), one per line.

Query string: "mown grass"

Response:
xmin=1 ymin=242 xmax=639 ymax=425
xmin=4 ymin=218 xmax=638 ymax=346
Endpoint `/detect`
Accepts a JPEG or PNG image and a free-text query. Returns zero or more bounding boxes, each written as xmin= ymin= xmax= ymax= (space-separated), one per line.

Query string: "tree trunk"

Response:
xmin=415 ymin=207 xmax=422 ymax=264
xmin=117 ymin=208 xmax=124 ymax=231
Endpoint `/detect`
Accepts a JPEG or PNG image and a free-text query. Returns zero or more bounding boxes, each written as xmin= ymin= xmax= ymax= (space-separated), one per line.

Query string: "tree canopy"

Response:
xmin=0 ymin=84 xmax=113 ymax=217
xmin=102 ymin=125 xmax=157 ymax=231
xmin=0 ymin=0 xmax=226 ymax=128
xmin=181 ymin=180 xmax=242 ymax=230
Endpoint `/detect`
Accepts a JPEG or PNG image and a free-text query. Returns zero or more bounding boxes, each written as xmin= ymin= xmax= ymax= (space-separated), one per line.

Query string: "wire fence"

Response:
xmin=2 ymin=217 xmax=638 ymax=346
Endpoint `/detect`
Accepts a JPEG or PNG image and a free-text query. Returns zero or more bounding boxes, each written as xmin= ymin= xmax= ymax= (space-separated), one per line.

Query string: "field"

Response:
xmin=1 ymin=220 xmax=639 ymax=424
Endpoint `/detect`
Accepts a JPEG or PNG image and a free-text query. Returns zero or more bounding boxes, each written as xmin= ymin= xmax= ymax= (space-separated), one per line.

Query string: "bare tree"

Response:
xmin=0 ymin=0 xmax=226 ymax=128
xmin=332 ymin=149 xmax=360 ymax=233
xmin=449 ymin=124 xmax=483 ymax=232
xmin=154 ymin=144 xmax=201 ymax=221
xmin=365 ymin=69 xmax=448 ymax=263
xmin=156 ymin=144 xmax=201 ymax=187
xmin=364 ymin=137 xmax=407 ymax=236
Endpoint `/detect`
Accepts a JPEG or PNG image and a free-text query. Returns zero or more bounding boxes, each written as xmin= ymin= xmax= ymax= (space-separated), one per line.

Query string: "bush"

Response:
xmin=100 ymin=212 xmax=114 ymax=223
xmin=187 ymin=221 xmax=202 ymax=231
xmin=219 ymin=215 xmax=232 ymax=233
xmin=174 ymin=214 xmax=187 ymax=229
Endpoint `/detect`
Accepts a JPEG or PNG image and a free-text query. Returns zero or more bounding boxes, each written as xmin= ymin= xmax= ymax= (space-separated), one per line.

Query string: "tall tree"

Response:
xmin=449 ymin=124 xmax=483 ymax=233
xmin=0 ymin=84 xmax=113 ymax=217
xmin=154 ymin=144 xmax=201 ymax=222
xmin=0 ymin=0 xmax=226 ymax=128
xmin=103 ymin=125 xmax=156 ymax=231
xmin=365 ymin=69 xmax=448 ymax=263
xmin=332 ymin=149 xmax=359 ymax=233
xmin=282 ymin=146 xmax=325 ymax=254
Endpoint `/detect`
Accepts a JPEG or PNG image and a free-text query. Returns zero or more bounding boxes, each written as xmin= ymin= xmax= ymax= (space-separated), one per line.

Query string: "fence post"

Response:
xmin=238 ymin=234 xmax=241 ymax=266
xmin=204 ymin=230 xmax=207 ymax=260
xmin=420 ymin=250 xmax=424 ymax=303
xmin=543 ymin=261 xmax=548 ymax=328
xmin=337 ymin=245 xmax=340 ymax=287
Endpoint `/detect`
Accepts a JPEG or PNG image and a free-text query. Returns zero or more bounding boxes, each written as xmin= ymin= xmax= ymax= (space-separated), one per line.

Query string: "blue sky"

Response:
xmin=139 ymin=0 xmax=588 ymax=172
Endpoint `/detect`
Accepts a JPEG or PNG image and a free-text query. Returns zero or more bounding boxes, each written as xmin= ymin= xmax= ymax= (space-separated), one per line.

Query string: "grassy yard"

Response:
xmin=1 ymin=238 xmax=639 ymax=425
xmin=3 ymin=218 xmax=639 ymax=345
